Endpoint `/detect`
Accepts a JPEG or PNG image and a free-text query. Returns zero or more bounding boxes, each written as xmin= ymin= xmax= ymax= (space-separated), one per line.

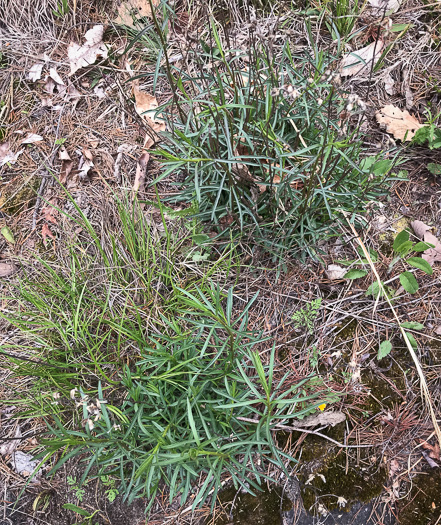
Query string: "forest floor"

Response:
xmin=1 ymin=0 xmax=441 ymax=524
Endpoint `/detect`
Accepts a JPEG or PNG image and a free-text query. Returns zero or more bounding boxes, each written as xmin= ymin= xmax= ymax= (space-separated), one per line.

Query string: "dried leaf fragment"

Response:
xmin=68 ymin=25 xmax=108 ymax=75
xmin=59 ymin=147 xmax=73 ymax=184
xmin=411 ymin=220 xmax=441 ymax=265
xmin=376 ymin=105 xmax=424 ymax=141
xmin=0 ymin=262 xmax=16 ymax=278
xmin=42 ymin=224 xmax=56 ymax=246
xmin=49 ymin=67 xmax=65 ymax=86
xmin=133 ymin=84 xmax=166 ymax=148
xmin=133 ymin=152 xmax=150 ymax=194
xmin=341 ymin=40 xmax=385 ymax=77
xmin=326 ymin=264 xmax=347 ymax=280
xmin=21 ymin=134 xmax=43 ymax=145
xmin=78 ymin=148 xmax=94 ymax=179
xmin=28 ymin=63 xmax=44 ymax=82
xmin=115 ymin=0 xmax=160 ymax=28
xmin=0 ymin=142 xmax=23 ymax=166
xmin=369 ymin=0 xmax=401 ymax=14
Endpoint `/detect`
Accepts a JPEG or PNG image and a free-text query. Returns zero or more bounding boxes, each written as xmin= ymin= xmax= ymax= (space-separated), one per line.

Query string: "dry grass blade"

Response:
xmin=344 ymin=215 xmax=441 ymax=447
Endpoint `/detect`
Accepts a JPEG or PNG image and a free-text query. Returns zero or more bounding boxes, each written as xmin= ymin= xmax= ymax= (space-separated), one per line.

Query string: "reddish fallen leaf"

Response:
xmin=41 ymin=205 xmax=58 ymax=225
xmin=42 ymin=224 xmax=56 ymax=246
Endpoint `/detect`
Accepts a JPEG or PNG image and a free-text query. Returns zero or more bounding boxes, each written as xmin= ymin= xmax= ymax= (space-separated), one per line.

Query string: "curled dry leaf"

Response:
xmin=68 ymin=25 xmax=108 ymax=75
xmin=0 ymin=262 xmax=16 ymax=278
xmin=114 ymin=143 xmax=135 ymax=181
xmin=21 ymin=134 xmax=43 ymax=145
xmin=376 ymin=105 xmax=424 ymax=141
xmin=383 ymin=71 xmax=395 ymax=96
xmin=59 ymin=147 xmax=73 ymax=184
xmin=341 ymin=40 xmax=385 ymax=77
xmin=133 ymin=83 xmax=166 ymax=149
xmin=115 ymin=0 xmax=160 ymax=28
xmin=78 ymin=148 xmax=94 ymax=178
xmin=0 ymin=142 xmax=23 ymax=167
xmin=411 ymin=220 xmax=441 ymax=265
xmin=28 ymin=63 xmax=44 ymax=82
xmin=49 ymin=67 xmax=65 ymax=86
xmin=133 ymin=152 xmax=150 ymax=194
xmin=326 ymin=264 xmax=347 ymax=280
xmin=368 ymin=0 xmax=402 ymax=13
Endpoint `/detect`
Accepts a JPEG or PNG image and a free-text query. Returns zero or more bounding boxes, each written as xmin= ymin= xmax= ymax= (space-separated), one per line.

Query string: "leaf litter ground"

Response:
xmin=0 ymin=0 xmax=441 ymax=524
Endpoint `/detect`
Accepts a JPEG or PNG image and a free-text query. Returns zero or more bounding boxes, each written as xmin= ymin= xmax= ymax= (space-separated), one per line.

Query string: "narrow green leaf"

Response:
xmin=405 ymin=332 xmax=418 ymax=349
xmin=378 ymin=340 xmax=392 ymax=360
xmin=344 ymin=269 xmax=368 ymax=279
xmin=62 ymin=503 xmax=90 ymax=517
xmin=187 ymin=398 xmax=201 ymax=446
xmin=400 ymin=322 xmax=424 ymax=330
xmin=399 ymin=272 xmax=419 ymax=294
xmin=407 ymin=257 xmax=433 ymax=275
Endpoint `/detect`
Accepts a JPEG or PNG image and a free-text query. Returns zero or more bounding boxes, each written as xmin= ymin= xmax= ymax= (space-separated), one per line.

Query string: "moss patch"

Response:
xmin=0 ymin=177 xmax=39 ymax=216
xmin=301 ymin=452 xmax=387 ymax=513
xmin=212 ymin=485 xmax=292 ymax=525
xmin=398 ymin=471 xmax=441 ymax=525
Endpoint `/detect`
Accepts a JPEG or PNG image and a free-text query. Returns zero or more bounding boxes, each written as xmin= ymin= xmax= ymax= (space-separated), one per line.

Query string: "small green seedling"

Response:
xmin=292 ymin=298 xmax=322 ymax=334
xmin=412 ymin=122 xmax=441 ymax=175
xmin=100 ymin=475 xmax=119 ymax=503
xmin=67 ymin=476 xmax=86 ymax=502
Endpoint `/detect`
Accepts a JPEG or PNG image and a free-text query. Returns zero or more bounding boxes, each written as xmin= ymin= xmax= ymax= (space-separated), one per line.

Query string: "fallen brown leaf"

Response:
xmin=133 ymin=152 xmax=150 ymax=194
xmin=78 ymin=148 xmax=94 ymax=179
xmin=0 ymin=262 xmax=16 ymax=278
xmin=326 ymin=264 xmax=347 ymax=280
xmin=115 ymin=0 xmax=160 ymax=28
xmin=341 ymin=40 xmax=385 ymax=77
xmin=42 ymin=224 xmax=55 ymax=246
xmin=376 ymin=105 xmax=424 ymax=141
xmin=59 ymin=147 xmax=73 ymax=184
xmin=411 ymin=220 xmax=441 ymax=265
xmin=68 ymin=25 xmax=108 ymax=76
xmin=133 ymin=83 xmax=166 ymax=149
xmin=41 ymin=204 xmax=58 ymax=225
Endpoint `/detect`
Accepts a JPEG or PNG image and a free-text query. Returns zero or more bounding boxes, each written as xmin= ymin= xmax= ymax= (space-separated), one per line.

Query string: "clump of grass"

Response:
xmin=1 ymin=190 xmax=336 ymax=512
xmin=145 ymin=13 xmax=396 ymax=261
